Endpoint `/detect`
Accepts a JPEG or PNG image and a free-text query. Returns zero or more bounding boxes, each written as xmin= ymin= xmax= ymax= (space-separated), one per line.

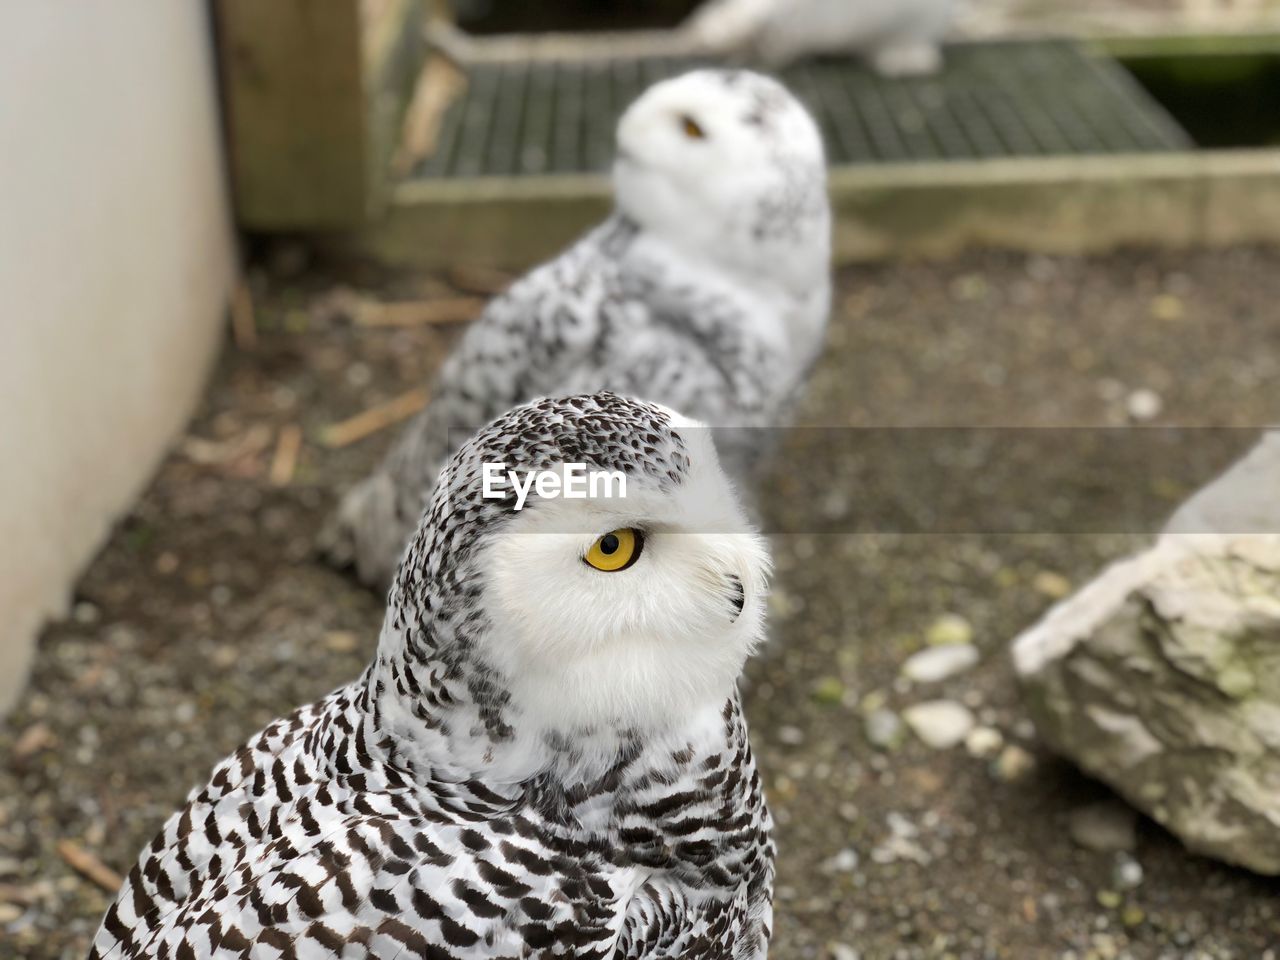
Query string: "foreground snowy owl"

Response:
xmin=321 ymin=68 xmax=831 ymax=588
xmin=92 ymin=393 xmax=775 ymax=959
xmin=684 ymin=0 xmax=959 ymax=76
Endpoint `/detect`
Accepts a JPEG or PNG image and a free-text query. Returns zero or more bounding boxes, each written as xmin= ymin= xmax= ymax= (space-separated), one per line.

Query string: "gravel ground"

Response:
xmin=3 ymin=246 xmax=1280 ymax=959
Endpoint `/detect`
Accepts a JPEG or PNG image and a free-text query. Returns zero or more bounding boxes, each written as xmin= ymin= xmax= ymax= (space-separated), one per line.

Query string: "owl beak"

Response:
xmin=726 ymin=574 xmax=746 ymax=623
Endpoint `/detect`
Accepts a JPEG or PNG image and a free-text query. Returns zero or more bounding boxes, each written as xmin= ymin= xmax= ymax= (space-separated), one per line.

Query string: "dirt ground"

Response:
xmin=3 ymin=246 xmax=1280 ymax=959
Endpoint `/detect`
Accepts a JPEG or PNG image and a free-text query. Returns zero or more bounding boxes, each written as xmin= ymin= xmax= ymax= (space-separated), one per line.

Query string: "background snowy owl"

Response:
xmin=684 ymin=0 xmax=959 ymax=76
xmin=321 ymin=68 xmax=831 ymax=589
xmin=91 ymin=393 xmax=776 ymax=959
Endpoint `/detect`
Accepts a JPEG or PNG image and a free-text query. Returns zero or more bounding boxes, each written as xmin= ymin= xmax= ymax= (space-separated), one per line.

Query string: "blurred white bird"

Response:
xmin=321 ymin=69 xmax=831 ymax=588
xmin=683 ymin=0 xmax=960 ymax=76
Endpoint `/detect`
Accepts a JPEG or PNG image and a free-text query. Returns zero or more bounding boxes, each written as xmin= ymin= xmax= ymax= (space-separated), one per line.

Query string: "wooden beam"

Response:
xmin=326 ymin=150 xmax=1280 ymax=269
xmin=215 ymin=0 xmax=424 ymax=229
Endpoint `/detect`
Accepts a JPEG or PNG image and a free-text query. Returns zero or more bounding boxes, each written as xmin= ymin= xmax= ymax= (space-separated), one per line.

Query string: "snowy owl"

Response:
xmin=321 ymin=68 xmax=831 ymax=588
xmin=684 ymin=0 xmax=959 ymax=76
xmin=90 ymin=393 xmax=776 ymax=959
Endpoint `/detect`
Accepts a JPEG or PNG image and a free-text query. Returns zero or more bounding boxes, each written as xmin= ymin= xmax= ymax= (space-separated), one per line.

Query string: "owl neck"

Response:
xmin=622 ymin=205 xmax=830 ymax=305
xmin=365 ymin=606 xmax=742 ymax=788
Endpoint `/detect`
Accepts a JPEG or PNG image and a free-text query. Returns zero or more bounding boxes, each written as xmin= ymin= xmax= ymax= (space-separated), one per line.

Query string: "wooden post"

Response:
xmin=215 ymin=0 xmax=425 ymax=229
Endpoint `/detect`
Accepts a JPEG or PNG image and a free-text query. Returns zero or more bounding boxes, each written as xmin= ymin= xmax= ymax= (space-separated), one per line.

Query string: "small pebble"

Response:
xmin=901 ymin=644 xmax=979 ymax=683
xmin=864 ymin=710 xmax=905 ymax=751
xmin=871 ymin=812 xmax=931 ymax=865
xmin=811 ymin=676 xmax=845 ymax=706
xmin=272 ymin=385 xmax=298 ymax=410
xmin=820 ymin=848 xmax=860 ymax=874
xmin=345 ymin=363 xmax=373 ymax=388
xmin=926 ymin=613 xmax=974 ymax=647
xmin=1113 ymin=853 xmax=1144 ymax=890
xmin=1121 ymin=904 xmax=1146 ymax=928
xmin=1090 ymin=931 xmax=1120 ymax=959
xmin=778 ymin=725 xmax=805 ymax=746
xmin=961 ymin=688 xmax=984 ymax=710
xmin=0 ymin=902 xmax=22 ymax=923
xmin=211 ymin=644 xmax=239 ymax=669
xmin=1126 ymin=388 xmax=1163 ymax=421
xmin=964 ymin=726 xmax=1004 ymax=759
xmin=993 ymin=744 xmax=1037 ymax=782
xmin=173 ymin=701 xmax=197 ymax=725
xmin=1096 ymin=889 xmax=1123 ymax=910
xmin=859 ymin=689 xmax=888 ymax=714
xmin=324 ymin=631 xmax=360 ymax=654
xmin=1032 ymin=570 xmax=1072 ymax=600
xmin=72 ymin=602 xmax=99 ymax=625
xmin=828 ymin=944 xmax=861 ymax=960
xmin=1097 ymin=377 xmax=1126 ymax=402
xmin=1150 ymin=293 xmax=1185 ymax=321
xmin=902 ymin=700 xmax=974 ymax=750
xmin=1068 ymin=801 xmax=1137 ymax=853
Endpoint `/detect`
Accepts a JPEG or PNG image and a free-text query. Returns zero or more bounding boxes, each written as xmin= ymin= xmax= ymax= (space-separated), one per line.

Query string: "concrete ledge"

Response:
xmin=1094 ymin=31 xmax=1280 ymax=59
xmin=331 ymin=149 xmax=1280 ymax=269
xmin=0 ymin=3 xmax=236 ymax=714
xmin=827 ymin=154 xmax=1204 ymax=260
xmin=336 ymin=174 xmax=613 ymax=268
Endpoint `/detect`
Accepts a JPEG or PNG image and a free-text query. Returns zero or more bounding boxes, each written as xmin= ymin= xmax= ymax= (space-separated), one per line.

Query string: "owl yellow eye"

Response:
xmin=680 ymin=115 xmax=706 ymax=140
xmin=584 ymin=528 xmax=644 ymax=572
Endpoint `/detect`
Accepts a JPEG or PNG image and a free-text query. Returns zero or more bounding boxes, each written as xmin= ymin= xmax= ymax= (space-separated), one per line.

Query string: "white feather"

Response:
xmin=685 ymin=0 xmax=959 ymax=75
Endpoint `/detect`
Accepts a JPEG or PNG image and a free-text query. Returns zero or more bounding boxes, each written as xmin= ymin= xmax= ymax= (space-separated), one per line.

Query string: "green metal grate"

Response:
xmin=412 ymin=39 xmax=1192 ymax=180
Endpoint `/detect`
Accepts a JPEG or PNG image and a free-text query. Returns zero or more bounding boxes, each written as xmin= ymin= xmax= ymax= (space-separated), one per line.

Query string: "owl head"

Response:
xmin=387 ymin=394 xmax=770 ymax=747
xmin=612 ymin=69 xmax=830 ymax=292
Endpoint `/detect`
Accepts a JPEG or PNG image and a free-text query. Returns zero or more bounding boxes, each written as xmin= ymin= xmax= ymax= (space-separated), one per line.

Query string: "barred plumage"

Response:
xmin=92 ymin=393 xmax=776 ymax=959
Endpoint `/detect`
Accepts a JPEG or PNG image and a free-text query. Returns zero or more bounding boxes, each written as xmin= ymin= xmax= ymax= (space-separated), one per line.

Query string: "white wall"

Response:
xmin=0 ymin=3 xmax=236 ymax=711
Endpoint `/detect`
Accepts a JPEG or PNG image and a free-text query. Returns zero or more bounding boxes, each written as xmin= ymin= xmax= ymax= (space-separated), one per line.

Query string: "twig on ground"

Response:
xmin=356 ymin=297 xmax=484 ymax=328
xmin=269 ymin=424 xmax=303 ymax=486
xmin=57 ymin=841 xmax=123 ymax=894
xmin=320 ymin=388 xmax=430 ymax=449
xmin=12 ymin=723 xmax=56 ymax=762
xmin=0 ymin=883 xmax=42 ymax=906
xmin=182 ymin=424 xmax=274 ymax=467
xmin=447 ymin=264 xmax=513 ymax=297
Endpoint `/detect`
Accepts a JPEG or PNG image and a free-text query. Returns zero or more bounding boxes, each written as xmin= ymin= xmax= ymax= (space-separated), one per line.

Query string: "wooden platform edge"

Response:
xmin=321 ymin=150 xmax=1280 ymax=270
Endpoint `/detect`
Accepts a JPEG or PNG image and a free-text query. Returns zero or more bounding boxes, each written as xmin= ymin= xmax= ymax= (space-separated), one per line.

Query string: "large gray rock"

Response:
xmin=1013 ymin=533 xmax=1280 ymax=873
xmin=1164 ymin=431 xmax=1280 ymax=535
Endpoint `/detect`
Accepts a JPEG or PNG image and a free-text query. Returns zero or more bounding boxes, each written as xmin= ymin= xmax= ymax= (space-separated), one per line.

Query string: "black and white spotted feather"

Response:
xmin=91 ymin=393 xmax=776 ymax=960
xmin=320 ymin=69 xmax=831 ymax=588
